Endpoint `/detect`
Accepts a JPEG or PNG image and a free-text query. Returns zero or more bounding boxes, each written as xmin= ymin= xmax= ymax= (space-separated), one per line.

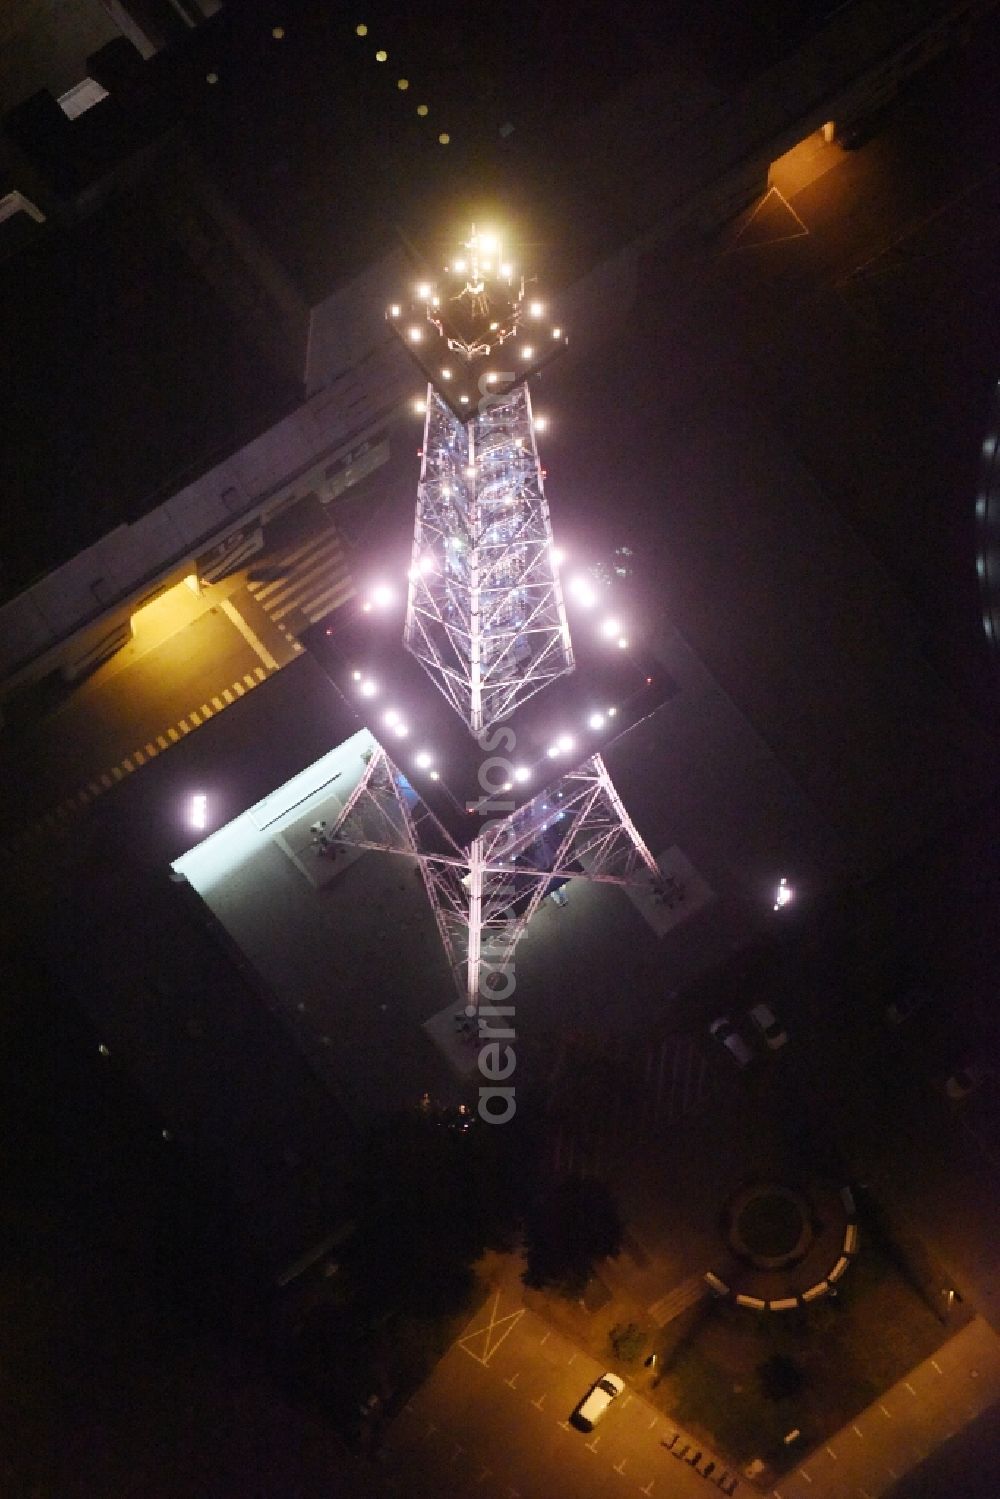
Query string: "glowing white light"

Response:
xmin=408 ymin=326 xmax=423 ymax=342
xmin=384 ymin=709 xmax=400 ymax=727
xmin=351 ymin=669 xmax=362 ymax=681
xmin=459 ymin=394 xmax=469 ymax=404
xmin=550 ymin=545 xmax=565 ymax=566
xmin=534 ymin=416 xmax=548 ymax=432
xmin=617 ymin=636 xmax=629 ymax=649
xmin=521 ymin=345 xmax=534 ymax=360
xmin=466 ymin=464 xmax=476 ymax=477
xmin=501 ymin=262 xmax=513 ymax=278
xmin=552 ymin=327 xmax=562 ymax=339
xmin=454 ymin=257 xmax=467 ymax=272
xmin=413 ymin=398 xmax=426 ymax=414
xmin=514 ymin=766 xmax=531 ymax=783
xmin=441 ymin=367 xmax=452 ymax=380
xmin=557 ymin=733 xmax=575 ymax=753
xmin=389 ymin=304 xmax=401 ymax=317
xmin=415 ymin=751 xmax=433 ymax=769
xmin=416 ymin=283 xmax=431 ymax=299
xmin=360 ymin=678 xmax=378 ymax=698
xmin=392 ymin=721 xmax=409 ymax=738
xmin=569 ymin=576 xmax=596 ymax=607
xmin=371 ymin=583 xmax=394 ymax=608
xmin=429 ymin=769 xmax=440 ymax=780
xmin=601 ymin=617 xmax=621 ymax=638
xmin=546 ymin=744 xmax=560 ymax=758
xmin=607 ymin=706 xmax=618 ymax=717
xmin=478 ymin=232 xmax=497 ymax=253
xmin=189 ymin=793 xmax=208 ymax=830
xmin=773 ymin=876 xmax=794 ymax=911
xmin=588 ymin=712 xmax=606 ymax=730
xmin=529 ymin=301 xmax=544 ymax=317
xmin=481 ymin=260 xmax=492 ymax=272
xmin=418 ymin=554 xmax=436 ymax=575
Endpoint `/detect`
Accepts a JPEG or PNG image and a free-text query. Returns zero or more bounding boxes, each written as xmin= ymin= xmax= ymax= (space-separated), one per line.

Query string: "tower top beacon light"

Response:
xmin=387 ymin=224 xmax=568 ymax=420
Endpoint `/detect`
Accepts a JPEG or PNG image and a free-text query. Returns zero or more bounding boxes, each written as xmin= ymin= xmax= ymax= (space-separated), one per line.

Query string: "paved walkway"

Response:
xmin=770 ymin=1316 xmax=1000 ymax=1499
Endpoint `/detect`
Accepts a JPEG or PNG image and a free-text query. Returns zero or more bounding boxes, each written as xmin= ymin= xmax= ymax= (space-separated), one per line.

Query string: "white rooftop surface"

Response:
xmin=172 ymin=728 xmax=463 ymax=1122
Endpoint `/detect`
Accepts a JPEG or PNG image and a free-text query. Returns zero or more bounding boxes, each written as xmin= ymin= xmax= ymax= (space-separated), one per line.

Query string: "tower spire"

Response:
xmin=388 ymin=225 xmax=574 ymax=735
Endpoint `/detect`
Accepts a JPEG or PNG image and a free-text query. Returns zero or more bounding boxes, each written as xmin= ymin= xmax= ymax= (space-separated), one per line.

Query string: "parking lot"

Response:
xmin=380 ymin=1282 xmax=733 ymax=1499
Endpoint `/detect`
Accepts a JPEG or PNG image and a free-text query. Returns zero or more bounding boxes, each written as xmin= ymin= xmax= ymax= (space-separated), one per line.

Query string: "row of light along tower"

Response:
xmin=323 ymin=226 xmax=664 ymax=1009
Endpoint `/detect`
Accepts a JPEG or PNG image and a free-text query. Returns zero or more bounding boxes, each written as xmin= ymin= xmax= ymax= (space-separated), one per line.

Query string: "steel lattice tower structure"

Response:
xmin=388 ymin=227 xmax=574 ymax=736
xmin=325 ymin=742 xmax=662 ymax=1010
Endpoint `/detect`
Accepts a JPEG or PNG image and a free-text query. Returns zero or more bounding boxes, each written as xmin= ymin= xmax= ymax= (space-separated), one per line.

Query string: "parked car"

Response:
xmin=748 ymin=1002 xmax=788 ymax=1050
xmin=885 ymin=990 xmax=931 ymax=1026
xmin=941 ymin=1064 xmax=987 ymax=1101
xmin=573 ymin=1372 xmax=625 ymax=1430
xmin=709 ymin=1016 xmax=753 ymax=1068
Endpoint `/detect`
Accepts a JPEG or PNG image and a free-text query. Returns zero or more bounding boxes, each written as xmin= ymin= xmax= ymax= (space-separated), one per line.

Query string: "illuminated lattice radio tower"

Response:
xmin=388 ymin=226 xmax=574 ymax=736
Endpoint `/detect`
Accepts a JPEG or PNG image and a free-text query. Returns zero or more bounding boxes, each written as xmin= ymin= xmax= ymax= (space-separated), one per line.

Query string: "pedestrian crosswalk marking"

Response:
xmin=211 ymin=696 xmax=223 ymax=712
xmin=222 ymin=688 xmax=234 ymax=704
xmin=123 ymin=756 xmax=134 ymax=772
xmin=167 ymin=727 xmax=179 ymax=743
xmin=234 ymin=681 xmax=245 ymax=696
xmin=247 ymin=522 xmax=355 ymax=627
xmin=243 ymin=673 xmax=256 ymax=688
xmin=145 ymin=742 xmax=157 ymax=757
xmin=157 ymin=735 xmax=169 ymax=750
xmin=254 ymin=665 xmax=265 ymax=682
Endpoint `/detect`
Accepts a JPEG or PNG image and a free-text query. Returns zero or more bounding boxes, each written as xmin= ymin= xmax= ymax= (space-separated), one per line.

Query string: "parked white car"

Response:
xmin=748 ymin=1002 xmax=788 ymax=1050
xmin=574 ymin=1372 xmax=625 ymax=1430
